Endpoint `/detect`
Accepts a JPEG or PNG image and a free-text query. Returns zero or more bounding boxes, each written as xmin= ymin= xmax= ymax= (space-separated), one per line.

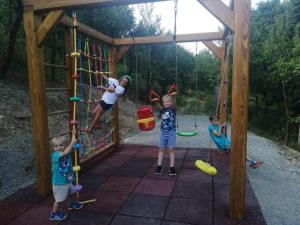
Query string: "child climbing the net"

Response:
xmin=87 ymin=75 xmax=131 ymax=133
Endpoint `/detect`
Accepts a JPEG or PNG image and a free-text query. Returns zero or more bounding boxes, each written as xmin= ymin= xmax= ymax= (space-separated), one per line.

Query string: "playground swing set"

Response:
xmin=23 ymin=0 xmax=251 ymax=220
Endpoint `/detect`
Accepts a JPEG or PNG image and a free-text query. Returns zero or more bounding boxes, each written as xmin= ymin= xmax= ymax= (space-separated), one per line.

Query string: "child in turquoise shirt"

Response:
xmin=50 ymin=135 xmax=82 ymax=221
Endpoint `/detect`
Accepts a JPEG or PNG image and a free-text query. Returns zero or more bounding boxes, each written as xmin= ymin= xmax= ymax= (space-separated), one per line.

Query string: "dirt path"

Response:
xmin=122 ymin=115 xmax=300 ymax=225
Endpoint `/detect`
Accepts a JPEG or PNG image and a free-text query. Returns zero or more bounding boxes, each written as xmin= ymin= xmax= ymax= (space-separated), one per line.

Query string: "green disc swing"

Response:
xmin=175 ymin=40 xmax=199 ymax=137
xmin=171 ymin=0 xmax=198 ymax=137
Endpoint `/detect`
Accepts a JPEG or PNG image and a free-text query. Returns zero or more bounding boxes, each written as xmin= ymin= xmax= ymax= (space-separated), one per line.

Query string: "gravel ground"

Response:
xmin=122 ymin=115 xmax=300 ymax=225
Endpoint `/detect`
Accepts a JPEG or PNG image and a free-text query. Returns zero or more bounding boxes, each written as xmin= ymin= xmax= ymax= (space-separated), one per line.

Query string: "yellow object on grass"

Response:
xmin=195 ymin=160 xmax=217 ymax=176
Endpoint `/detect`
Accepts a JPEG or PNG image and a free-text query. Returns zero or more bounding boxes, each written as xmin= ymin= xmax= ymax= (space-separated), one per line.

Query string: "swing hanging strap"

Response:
xmin=167 ymin=83 xmax=179 ymax=97
xmin=149 ymin=89 xmax=160 ymax=102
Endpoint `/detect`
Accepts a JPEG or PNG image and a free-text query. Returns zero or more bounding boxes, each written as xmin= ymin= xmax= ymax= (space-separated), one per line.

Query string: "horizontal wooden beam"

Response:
xmin=37 ymin=10 xmax=64 ymax=46
xmin=24 ymin=0 xmax=171 ymax=12
xmin=197 ymin=0 xmax=235 ymax=32
xmin=114 ymin=32 xmax=224 ymax=46
xmin=60 ymin=16 xmax=114 ymax=45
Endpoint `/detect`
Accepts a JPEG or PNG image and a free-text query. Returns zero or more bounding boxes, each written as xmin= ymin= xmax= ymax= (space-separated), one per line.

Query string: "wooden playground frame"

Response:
xmin=22 ymin=0 xmax=251 ymax=220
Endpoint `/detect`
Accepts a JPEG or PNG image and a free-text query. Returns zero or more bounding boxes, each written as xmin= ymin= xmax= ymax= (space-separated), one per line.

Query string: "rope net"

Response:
xmin=71 ymin=20 xmax=113 ymax=157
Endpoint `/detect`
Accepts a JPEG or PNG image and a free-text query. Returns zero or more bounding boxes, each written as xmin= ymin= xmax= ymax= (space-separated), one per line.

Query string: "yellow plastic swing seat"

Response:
xmin=195 ymin=160 xmax=217 ymax=176
xmin=137 ymin=117 xmax=155 ymax=128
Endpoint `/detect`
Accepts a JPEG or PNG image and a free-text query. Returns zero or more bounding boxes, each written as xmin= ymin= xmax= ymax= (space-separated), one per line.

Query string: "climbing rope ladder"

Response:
xmin=70 ymin=13 xmax=113 ymax=158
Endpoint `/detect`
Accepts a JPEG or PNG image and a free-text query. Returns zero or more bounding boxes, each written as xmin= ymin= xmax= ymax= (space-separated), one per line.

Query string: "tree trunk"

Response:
xmin=0 ymin=0 xmax=23 ymax=77
xmin=282 ymin=81 xmax=289 ymax=145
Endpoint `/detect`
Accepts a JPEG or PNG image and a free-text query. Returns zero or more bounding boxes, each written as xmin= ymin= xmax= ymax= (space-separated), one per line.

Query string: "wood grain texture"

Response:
xmin=229 ymin=0 xmax=251 ymax=220
xmin=23 ymin=11 xmax=51 ymax=196
xmin=202 ymin=41 xmax=224 ymax=60
xmin=219 ymin=41 xmax=228 ymax=125
xmin=37 ymin=10 xmax=64 ymax=46
xmin=197 ymin=0 xmax=235 ymax=32
xmin=114 ymin=32 xmax=224 ymax=46
xmin=60 ymin=16 xmax=114 ymax=45
xmin=108 ymin=47 xmax=120 ymax=146
xmin=24 ymin=0 xmax=171 ymax=12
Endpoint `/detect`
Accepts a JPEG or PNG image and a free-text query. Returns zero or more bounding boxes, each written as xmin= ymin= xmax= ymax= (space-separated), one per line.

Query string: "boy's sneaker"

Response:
xmin=68 ymin=202 xmax=83 ymax=210
xmin=249 ymin=160 xmax=263 ymax=169
xmin=169 ymin=167 xmax=177 ymax=176
xmin=155 ymin=166 xmax=163 ymax=175
xmin=49 ymin=211 xmax=67 ymax=221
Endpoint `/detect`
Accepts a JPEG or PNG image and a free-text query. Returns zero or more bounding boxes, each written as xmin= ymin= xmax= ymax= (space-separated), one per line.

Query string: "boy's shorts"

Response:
xmin=52 ymin=183 xmax=72 ymax=202
xmin=99 ymin=100 xmax=113 ymax=111
xmin=160 ymin=130 xmax=176 ymax=148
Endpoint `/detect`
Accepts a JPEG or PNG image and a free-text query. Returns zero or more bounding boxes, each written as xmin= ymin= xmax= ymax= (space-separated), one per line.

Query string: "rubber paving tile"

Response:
xmin=100 ymin=176 xmax=140 ymax=192
xmin=164 ymin=197 xmax=213 ymax=225
xmin=120 ymin=193 xmax=169 ymax=219
xmin=214 ymin=202 xmax=267 ymax=225
xmin=182 ymin=160 xmax=198 ymax=170
xmin=7 ymin=205 xmax=56 ymax=225
xmin=213 ymin=169 xmax=230 ymax=185
xmin=185 ymin=152 xmax=209 ymax=161
xmin=0 ymin=144 xmax=266 ymax=225
xmin=177 ymin=168 xmax=212 ymax=184
xmin=78 ymin=173 xmax=108 ymax=189
xmin=110 ymin=215 xmax=161 ymax=225
xmin=134 ymin=178 xmax=175 ymax=196
xmin=60 ymin=210 xmax=113 ymax=225
xmin=172 ymin=181 xmax=213 ymax=200
xmin=162 ymin=221 xmax=193 ymax=225
xmin=211 ymin=151 xmax=230 ymax=163
xmin=151 ymin=158 xmax=184 ymax=170
xmin=116 ymin=165 xmax=151 ymax=177
xmin=134 ymin=149 xmax=157 ymax=158
xmin=123 ymin=156 xmax=155 ymax=167
xmin=145 ymin=165 xmax=178 ymax=180
xmin=82 ymin=190 xmax=129 ymax=214
xmin=0 ymin=201 xmax=33 ymax=225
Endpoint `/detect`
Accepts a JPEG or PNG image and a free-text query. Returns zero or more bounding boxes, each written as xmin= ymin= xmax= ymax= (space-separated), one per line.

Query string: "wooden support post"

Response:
xmin=23 ymin=10 xmax=51 ymax=196
xmin=219 ymin=41 xmax=228 ymax=125
xmin=107 ymin=47 xmax=120 ymax=146
xmin=37 ymin=10 xmax=64 ymax=46
xmin=229 ymin=0 xmax=251 ymax=219
xmin=115 ymin=46 xmax=131 ymax=63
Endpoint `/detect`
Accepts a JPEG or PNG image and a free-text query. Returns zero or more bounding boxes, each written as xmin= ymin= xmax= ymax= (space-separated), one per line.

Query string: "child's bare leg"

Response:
xmin=158 ymin=148 xmax=164 ymax=166
xmin=89 ymin=106 xmax=104 ymax=132
xmin=168 ymin=148 xmax=175 ymax=167
xmin=93 ymin=105 xmax=100 ymax=114
xmin=52 ymin=202 xmax=59 ymax=213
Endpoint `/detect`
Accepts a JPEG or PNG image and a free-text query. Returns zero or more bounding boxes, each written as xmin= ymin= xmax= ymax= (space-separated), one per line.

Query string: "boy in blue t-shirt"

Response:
xmin=49 ymin=135 xmax=83 ymax=221
xmin=208 ymin=115 xmax=263 ymax=169
xmin=155 ymin=95 xmax=177 ymax=176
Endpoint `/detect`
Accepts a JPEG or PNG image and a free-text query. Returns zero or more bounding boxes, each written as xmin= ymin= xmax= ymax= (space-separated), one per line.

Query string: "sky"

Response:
xmin=133 ymin=0 xmax=265 ymax=53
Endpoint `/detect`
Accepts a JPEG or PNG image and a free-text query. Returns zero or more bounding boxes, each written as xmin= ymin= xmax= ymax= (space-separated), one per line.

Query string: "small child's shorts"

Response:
xmin=160 ymin=130 xmax=176 ymax=148
xmin=99 ymin=100 xmax=113 ymax=111
xmin=52 ymin=183 xmax=72 ymax=202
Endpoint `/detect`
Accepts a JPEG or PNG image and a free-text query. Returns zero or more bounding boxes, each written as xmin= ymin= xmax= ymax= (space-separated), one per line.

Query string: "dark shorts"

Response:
xmin=99 ymin=100 xmax=113 ymax=111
